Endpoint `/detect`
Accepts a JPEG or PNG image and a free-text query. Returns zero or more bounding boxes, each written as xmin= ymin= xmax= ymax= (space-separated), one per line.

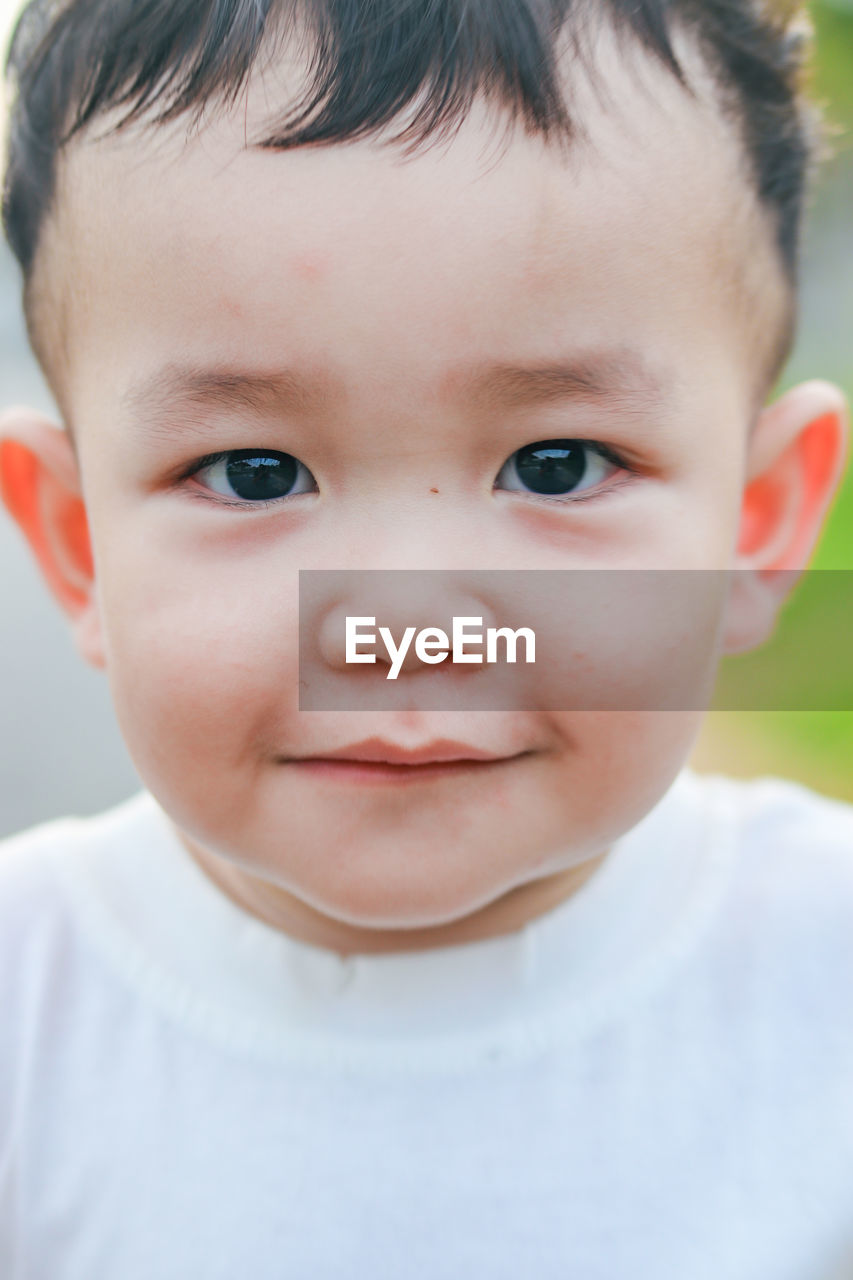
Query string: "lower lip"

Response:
xmin=287 ymin=757 xmax=518 ymax=785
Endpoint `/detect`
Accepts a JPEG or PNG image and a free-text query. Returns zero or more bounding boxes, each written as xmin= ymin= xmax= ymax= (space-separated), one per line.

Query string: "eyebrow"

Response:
xmin=121 ymin=345 xmax=669 ymax=437
xmin=121 ymin=366 xmax=332 ymax=438
xmin=451 ymin=346 xmax=670 ymax=413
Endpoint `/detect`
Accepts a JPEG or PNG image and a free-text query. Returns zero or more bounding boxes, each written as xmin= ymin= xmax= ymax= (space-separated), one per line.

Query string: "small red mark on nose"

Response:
xmin=429 ymin=487 xmax=439 ymax=494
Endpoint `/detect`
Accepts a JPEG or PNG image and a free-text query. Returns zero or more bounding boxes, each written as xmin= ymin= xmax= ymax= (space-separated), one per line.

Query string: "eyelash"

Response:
xmin=179 ymin=440 xmax=637 ymax=509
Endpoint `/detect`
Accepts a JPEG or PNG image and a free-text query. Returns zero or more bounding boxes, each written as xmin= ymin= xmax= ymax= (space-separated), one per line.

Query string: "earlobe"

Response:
xmin=723 ymin=380 xmax=848 ymax=654
xmin=0 ymin=408 xmax=106 ymax=669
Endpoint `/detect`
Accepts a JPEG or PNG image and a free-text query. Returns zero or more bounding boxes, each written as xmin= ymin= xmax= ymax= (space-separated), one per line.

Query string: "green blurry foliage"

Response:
xmin=694 ymin=2 xmax=853 ymax=797
xmin=811 ymin=1 xmax=853 ymax=131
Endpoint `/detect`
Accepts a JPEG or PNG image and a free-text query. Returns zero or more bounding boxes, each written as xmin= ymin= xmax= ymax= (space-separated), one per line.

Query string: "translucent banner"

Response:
xmin=297 ymin=569 xmax=853 ymax=711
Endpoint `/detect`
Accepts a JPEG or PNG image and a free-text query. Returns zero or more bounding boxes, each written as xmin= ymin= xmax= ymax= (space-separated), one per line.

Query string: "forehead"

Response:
xmin=47 ymin=20 xmax=784 ymax=427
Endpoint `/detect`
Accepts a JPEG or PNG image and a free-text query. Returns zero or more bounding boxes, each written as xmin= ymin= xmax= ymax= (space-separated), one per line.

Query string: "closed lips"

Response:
xmin=313 ymin=739 xmax=510 ymax=766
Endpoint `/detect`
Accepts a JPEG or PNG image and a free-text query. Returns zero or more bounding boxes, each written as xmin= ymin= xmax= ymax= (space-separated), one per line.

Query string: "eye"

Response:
xmin=190 ymin=449 xmax=317 ymax=503
xmin=494 ymin=439 xmax=623 ymax=498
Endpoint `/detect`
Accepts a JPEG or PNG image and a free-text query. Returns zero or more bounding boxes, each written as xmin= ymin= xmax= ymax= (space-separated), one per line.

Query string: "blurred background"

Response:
xmin=691 ymin=0 xmax=853 ymax=802
xmin=0 ymin=0 xmax=851 ymax=839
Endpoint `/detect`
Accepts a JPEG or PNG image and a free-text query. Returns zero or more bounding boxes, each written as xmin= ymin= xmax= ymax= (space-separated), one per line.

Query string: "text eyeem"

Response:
xmin=345 ymin=616 xmax=536 ymax=680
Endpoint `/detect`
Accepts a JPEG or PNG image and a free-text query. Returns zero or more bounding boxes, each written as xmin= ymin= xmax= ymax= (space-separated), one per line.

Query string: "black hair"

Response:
xmin=0 ymin=0 xmax=821 ymax=381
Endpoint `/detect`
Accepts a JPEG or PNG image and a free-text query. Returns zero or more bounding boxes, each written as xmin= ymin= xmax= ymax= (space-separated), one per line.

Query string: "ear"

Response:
xmin=0 ymin=407 xmax=106 ymax=669
xmin=722 ymin=380 xmax=849 ymax=654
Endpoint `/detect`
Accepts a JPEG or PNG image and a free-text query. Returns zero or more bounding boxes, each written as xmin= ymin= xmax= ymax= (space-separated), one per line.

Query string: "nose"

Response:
xmin=313 ymin=571 xmax=499 ymax=678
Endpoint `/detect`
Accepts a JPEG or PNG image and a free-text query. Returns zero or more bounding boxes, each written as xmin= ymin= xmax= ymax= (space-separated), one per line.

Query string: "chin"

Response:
xmin=295 ymin=862 xmax=508 ymax=934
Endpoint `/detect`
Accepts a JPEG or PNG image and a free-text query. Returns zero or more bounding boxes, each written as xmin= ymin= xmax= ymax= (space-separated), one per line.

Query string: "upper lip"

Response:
xmin=301 ymin=737 xmax=513 ymax=766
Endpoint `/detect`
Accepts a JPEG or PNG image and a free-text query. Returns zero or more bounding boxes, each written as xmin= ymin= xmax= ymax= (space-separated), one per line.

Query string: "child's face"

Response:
xmin=7 ymin=32 xmax=843 ymax=947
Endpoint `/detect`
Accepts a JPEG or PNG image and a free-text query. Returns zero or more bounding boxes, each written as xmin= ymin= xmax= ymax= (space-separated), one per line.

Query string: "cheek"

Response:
xmin=95 ymin=547 xmax=301 ymax=783
xmin=507 ymin=569 xmax=728 ymax=714
xmin=543 ymin=710 xmax=703 ymax=840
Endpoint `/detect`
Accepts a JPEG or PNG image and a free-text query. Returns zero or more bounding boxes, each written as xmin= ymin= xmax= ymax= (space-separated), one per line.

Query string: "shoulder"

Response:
xmin=0 ymin=790 xmax=159 ymax=882
xmin=0 ymin=811 xmax=90 ymax=1141
xmin=0 ymin=792 xmax=154 ymax=1077
xmin=0 ymin=810 xmax=87 ymax=944
xmin=720 ymin=770 xmax=853 ymax=838
xmin=0 ymin=793 xmax=158 ymax=1022
xmin=0 ymin=792 xmax=161 ymax=951
xmin=687 ymin=771 xmax=853 ymax=984
xmin=702 ymin=770 xmax=853 ymax=890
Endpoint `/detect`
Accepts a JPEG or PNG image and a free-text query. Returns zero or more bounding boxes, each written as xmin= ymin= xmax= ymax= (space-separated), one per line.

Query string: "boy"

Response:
xmin=1 ymin=0 xmax=852 ymax=1274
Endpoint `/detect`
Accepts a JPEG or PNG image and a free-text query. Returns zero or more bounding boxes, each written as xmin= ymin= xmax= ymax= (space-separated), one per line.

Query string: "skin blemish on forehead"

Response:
xmin=294 ymin=252 xmax=327 ymax=282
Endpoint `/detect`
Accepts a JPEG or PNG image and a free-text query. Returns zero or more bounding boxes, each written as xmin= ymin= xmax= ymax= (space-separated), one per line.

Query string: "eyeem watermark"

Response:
xmin=299 ymin=570 xmax=853 ymax=710
xmin=346 ymin=616 xmax=536 ymax=680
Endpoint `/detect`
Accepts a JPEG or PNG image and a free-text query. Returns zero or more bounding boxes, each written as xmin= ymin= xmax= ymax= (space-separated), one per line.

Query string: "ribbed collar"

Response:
xmin=53 ymin=770 xmax=735 ymax=1069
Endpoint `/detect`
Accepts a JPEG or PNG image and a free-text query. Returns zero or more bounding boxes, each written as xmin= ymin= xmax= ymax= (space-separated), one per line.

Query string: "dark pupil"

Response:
xmin=514 ymin=440 xmax=586 ymax=495
xmin=226 ymin=452 xmax=298 ymax=501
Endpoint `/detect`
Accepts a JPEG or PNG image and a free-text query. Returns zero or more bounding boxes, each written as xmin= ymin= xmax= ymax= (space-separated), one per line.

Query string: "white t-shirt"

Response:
xmin=2 ymin=769 xmax=853 ymax=1279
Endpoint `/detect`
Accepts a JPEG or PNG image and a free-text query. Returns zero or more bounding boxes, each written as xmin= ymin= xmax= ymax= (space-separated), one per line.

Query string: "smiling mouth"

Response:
xmin=287 ymin=757 xmax=523 ymax=784
xmin=281 ymin=737 xmax=533 ymax=784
